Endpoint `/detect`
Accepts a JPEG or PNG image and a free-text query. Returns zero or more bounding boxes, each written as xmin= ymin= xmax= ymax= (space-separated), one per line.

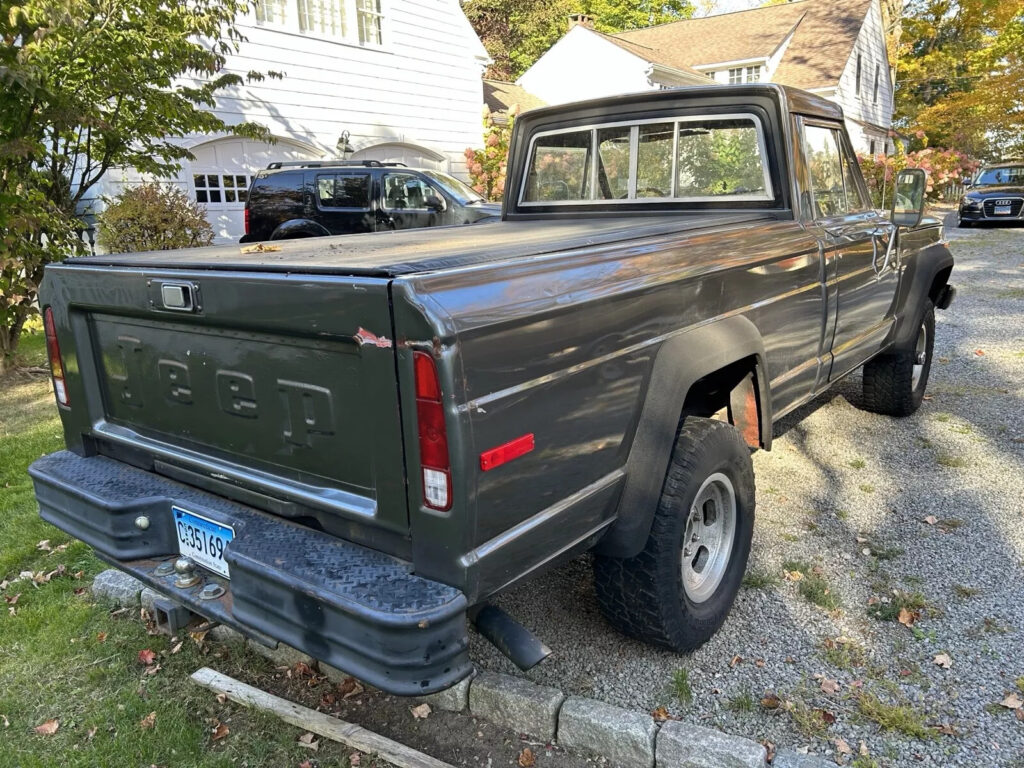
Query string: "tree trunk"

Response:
xmin=0 ymin=315 xmax=27 ymax=375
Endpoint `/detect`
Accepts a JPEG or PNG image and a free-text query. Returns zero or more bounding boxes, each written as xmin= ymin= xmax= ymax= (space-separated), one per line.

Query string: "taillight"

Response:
xmin=43 ymin=307 xmax=69 ymax=406
xmin=243 ymin=206 xmax=250 ymax=235
xmin=414 ymin=351 xmax=450 ymax=511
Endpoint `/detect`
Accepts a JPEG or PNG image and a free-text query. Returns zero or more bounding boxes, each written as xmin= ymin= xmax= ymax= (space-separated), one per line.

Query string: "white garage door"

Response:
xmin=349 ymin=142 xmax=448 ymax=172
xmin=190 ymin=138 xmax=322 ymax=243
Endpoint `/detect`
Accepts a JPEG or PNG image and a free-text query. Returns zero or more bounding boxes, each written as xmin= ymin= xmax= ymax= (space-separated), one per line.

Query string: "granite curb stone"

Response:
xmin=469 ymin=671 xmax=565 ymax=740
xmin=771 ymin=749 xmax=833 ymax=768
xmin=557 ymin=696 xmax=657 ymax=768
xmin=656 ymin=719 xmax=767 ymax=768
xmin=92 ymin=569 xmax=144 ymax=606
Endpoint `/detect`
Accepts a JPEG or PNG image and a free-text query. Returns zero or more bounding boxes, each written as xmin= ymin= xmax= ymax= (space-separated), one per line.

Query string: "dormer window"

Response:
xmin=254 ymin=0 xmax=385 ymax=45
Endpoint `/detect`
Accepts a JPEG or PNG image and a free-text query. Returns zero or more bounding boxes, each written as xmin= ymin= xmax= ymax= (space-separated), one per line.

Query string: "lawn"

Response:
xmin=0 ymin=334 xmax=358 ymax=767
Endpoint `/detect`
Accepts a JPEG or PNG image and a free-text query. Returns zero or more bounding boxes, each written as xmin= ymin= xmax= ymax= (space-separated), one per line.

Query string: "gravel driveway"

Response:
xmin=474 ymin=213 xmax=1024 ymax=767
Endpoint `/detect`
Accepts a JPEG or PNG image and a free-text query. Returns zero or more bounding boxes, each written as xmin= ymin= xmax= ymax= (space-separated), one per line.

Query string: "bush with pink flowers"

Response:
xmin=464 ymin=106 xmax=517 ymax=202
xmin=858 ymin=140 xmax=978 ymax=208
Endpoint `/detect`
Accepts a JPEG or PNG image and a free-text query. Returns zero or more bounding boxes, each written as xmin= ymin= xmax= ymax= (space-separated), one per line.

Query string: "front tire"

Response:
xmin=593 ymin=417 xmax=755 ymax=652
xmin=862 ymin=301 xmax=935 ymax=417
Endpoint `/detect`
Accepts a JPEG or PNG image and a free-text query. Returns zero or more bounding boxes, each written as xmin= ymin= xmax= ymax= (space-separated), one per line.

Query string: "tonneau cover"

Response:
xmin=68 ymin=214 xmax=772 ymax=276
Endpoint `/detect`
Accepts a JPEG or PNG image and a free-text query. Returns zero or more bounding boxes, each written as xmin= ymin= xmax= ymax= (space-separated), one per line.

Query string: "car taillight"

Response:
xmin=43 ymin=307 xmax=69 ymax=406
xmin=414 ymin=351 xmax=450 ymax=511
xmin=243 ymin=206 xmax=250 ymax=235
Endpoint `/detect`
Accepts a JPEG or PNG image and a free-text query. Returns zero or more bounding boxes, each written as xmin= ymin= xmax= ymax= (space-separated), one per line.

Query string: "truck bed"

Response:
xmin=70 ymin=214 xmax=773 ymax=276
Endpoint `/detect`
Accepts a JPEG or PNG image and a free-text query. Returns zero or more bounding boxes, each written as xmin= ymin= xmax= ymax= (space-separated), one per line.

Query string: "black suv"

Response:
xmin=240 ymin=161 xmax=501 ymax=242
xmin=958 ymin=161 xmax=1024 ymax=227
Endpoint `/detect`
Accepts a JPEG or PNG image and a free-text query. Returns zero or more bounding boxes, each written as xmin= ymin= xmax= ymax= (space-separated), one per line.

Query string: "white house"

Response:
xmin=518 ymin=0 xmax=894 ymax=156
xmin=89 ymin=0 xmax=490 ymax=243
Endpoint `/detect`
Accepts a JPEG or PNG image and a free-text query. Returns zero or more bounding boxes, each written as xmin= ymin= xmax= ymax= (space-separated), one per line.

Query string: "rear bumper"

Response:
xmin=29 ymin=451 xmax=470 ymax=695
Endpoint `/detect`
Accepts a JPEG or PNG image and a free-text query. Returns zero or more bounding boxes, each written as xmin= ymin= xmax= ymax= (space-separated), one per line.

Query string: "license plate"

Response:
xmin=995 ymin=205 xmax=1012 ymax=215
xmin=173 ymin=506 xmax=234 ymax=578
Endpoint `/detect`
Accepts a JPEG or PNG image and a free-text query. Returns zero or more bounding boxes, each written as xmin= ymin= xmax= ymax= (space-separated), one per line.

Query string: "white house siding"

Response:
xmin=517 ymin=26 xmax=658 ymax=106
xmin=85 ymin=0 xmax=489 ymax=244
xmin=829 ymin=0 xmax=894 ymax=155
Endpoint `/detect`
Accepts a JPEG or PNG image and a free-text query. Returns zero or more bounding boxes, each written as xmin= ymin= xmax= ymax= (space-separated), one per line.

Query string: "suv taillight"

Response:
xmin=244 ymin=206 xmax=250 ymax=235
xmin=43 ymin=307 xmax=70 ymax=406
xmin=414 ymin=351 xmax=451 ymax=511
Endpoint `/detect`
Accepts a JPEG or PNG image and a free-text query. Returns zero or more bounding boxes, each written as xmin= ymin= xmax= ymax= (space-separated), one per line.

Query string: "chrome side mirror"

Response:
xmin=891 ymin=168 xmax=927 ymax=228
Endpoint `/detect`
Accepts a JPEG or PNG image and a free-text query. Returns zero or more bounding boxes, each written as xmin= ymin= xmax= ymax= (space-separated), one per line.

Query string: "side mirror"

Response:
xmin=962 ymin=179 xmax=972 ymax=189
xmin=891 ymin=168 xmax=927 ymax=228
xmin=424 ymin=193 xmax=446 ymax=212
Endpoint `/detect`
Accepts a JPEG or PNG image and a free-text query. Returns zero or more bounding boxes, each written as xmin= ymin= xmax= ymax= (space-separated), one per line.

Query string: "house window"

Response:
xmin=746 ymin=66 xmax=761 ymax=82
xmin=855 ymin=53 xmax=862 ymax=96
xmin=255 ymin=0 xmax=287 ymax=24
xmin=873 ymin=64 xmax=880 ymax=104
xmin=728 ymin=68 xmax=744 ymax=85
xmin=870 ymin=140 xmax=876 ymax=155
xmin=298 ymin=0 xmax=346 ymax=37
xmin=194 ymin=174 xmax=251 ymax=205
xmin=356 ymin=0 xmax=383 ymax=45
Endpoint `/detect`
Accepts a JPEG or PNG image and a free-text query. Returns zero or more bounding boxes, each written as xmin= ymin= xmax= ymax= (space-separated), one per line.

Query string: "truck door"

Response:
xmin=380 ymin=172 xmax=442 ymax=230
xmin=800 ymin=121 xmax=898 ymax=381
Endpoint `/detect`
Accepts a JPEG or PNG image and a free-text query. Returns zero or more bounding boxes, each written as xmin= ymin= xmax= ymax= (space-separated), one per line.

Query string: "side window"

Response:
xmin=523 ymin=130 xmax=592 ymax=202
xmin=383 ymin=173 xmax=436 ymax=210
xmin=804 ymin=125 xmax=847 ymax=218
xmin=839 ymin=141 xmax=870 ymax=212
xmin=317 ymin=173 xmax=370 ymax=209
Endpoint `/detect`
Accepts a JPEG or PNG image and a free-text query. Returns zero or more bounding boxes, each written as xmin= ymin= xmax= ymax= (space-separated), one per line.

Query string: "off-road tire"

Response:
xmin=592 ymin=417 xmax=755 ymax=652
xmin=862 ymin=300 xmax=935 ymax=417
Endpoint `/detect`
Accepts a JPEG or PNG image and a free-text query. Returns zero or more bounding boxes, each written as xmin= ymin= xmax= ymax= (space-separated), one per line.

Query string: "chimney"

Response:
xmin=568 ymin=13 xmax=594 ymax=30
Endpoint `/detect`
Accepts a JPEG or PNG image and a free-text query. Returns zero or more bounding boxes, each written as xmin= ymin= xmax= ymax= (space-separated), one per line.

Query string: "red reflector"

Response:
xmin=43 ymin=307 xmax=70 ymax=406
xmin=244 ymin=207 xmax=250 ymax=235
xmin=480 ymin=433 xmax=534 ymax=471
xmin=413 ymin=351 xmax=441 ymax=401
xmin=417 ymin=399 xmax=449 ymax=467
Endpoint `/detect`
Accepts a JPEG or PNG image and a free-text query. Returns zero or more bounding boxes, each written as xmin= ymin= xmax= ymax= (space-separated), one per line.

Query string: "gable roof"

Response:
xmin=591 ymin=30 xmax=712 ymax=81
xmin=612 ymin=0 xmax=874 ymax=91
xmin=483 ymin=79 xmax=547 ymax=122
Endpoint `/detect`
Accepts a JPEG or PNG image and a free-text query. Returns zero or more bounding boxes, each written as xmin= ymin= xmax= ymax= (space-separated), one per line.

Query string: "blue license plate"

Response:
xmin=173 ymin=507 xmax=234 ymax=578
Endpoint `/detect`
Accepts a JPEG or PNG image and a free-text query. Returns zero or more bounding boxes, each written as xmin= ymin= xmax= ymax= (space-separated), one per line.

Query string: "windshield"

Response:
xmin=520 ymin=114 xmax=772 ymax=205
xmin=422 ymin=170 xmax=486 ymax=205
xmin=975 ymin=166 xmax=1024 ymax=186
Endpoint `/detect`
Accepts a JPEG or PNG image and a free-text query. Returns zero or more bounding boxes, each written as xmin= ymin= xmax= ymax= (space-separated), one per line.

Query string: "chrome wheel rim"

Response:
xmin=912 ymin=320 xmax=928 ymax=390
xmin=681 ymin=472 xmax=737 ymax=604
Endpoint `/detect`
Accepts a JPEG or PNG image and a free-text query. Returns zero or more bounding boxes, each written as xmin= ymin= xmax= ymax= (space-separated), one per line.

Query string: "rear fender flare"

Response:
xmin=594 ymin=315 xmax=771 ymax=559
xmin=893 ymin=241 xmax=954 ymax=349
xmin=270 ymin=219 xmax=331 ymax=240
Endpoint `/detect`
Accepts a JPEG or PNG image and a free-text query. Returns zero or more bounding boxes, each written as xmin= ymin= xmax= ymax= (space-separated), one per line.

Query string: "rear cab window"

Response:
xmin=520 ymin=113 xmax=774 ymax=207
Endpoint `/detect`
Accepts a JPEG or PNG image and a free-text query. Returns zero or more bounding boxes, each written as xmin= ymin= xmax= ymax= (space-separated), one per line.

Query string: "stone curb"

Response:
xmin=94 ymin=570 xmax=835 ymax=768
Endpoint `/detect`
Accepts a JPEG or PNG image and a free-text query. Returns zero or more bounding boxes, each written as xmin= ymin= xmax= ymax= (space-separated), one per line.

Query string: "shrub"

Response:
xmin=858 ymin=142 xmax=979 ymax=208
xmin=464 ymin=106 xmax=516 ymax=201
xmin=98 ymin=183 xmax=214 ymax=253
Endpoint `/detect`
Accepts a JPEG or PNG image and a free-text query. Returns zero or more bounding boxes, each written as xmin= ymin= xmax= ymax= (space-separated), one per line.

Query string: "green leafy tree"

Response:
xmin=0 ymin=0 xmax=275 ymax=371
xmin=98 ymin=184 xmax=215 ymax=253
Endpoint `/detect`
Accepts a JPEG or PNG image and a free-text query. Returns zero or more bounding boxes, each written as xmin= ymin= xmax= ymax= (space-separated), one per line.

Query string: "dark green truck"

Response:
xmin=30 ymin=84 xmax=955 ymax=695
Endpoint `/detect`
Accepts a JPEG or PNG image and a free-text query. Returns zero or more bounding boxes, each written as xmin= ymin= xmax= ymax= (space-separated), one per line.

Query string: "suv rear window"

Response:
xmin=317 ymin=173 xmax=371 ymax=209
xmin=521 ymin=114 xmax=772 ymax=206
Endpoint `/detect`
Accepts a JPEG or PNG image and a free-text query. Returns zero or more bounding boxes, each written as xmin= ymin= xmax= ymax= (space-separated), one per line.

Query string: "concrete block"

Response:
xmin=91 ymin=569 xmax=144 ymax=607
xmin=656 ymin=720 xmax=766 ymax=768
xmin=557 ymin=696 xmax=657 ymax=768
xmin=209 ymin=624 xmax=246 ymax=644
xmin=421 ymin=672 xmax=474 ymax=713
xmin=469 ymin=671 xmax=565 ymax=741
xmin=246 ymin=638 xmax=314 ymax=667
xmin=771 ymin=749 xmax=833 ymax=768
xmin=140 ymin=587 xmax=163 ymax=613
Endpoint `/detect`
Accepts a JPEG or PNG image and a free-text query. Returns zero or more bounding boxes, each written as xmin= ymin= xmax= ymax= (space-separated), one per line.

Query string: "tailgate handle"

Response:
xmin=158 ymin=282 xmax=197 ymax=312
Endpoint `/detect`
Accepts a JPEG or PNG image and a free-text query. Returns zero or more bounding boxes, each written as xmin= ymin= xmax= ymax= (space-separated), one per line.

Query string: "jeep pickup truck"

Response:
xmin=30 ymin=85 xmax=955 ymax=695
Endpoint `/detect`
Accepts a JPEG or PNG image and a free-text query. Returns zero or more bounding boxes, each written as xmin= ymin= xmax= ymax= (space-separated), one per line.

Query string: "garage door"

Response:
xmin=190 ymin=138 xmax=322 ymax=243
xmin=349 ymin=142 xmax=448 ymax=172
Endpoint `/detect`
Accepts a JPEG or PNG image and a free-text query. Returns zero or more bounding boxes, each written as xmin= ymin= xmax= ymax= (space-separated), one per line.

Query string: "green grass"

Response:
xmin=784 ymin=560 xmax=841 ymax=610
xmin=953 ymin=584 xmax=981 ymax=599
xmin=849 ymin=458 xmax=866 ymax=469
xmin=936 ymin=453 xmax=967 ymax=468
xmin=670 ymin=668 xmax=693 ymax=705
xmin=859 ymin=483 xmax=875 ymax=494
xmin=822 ymin=637 xmax=868 ymax=670
xmin=742 ymin=568 xmax=779 ymax=589
xmin=725 ymin=691 xmax=755 ymax=713
xmin=867 ymin=590 xmax=930 ymax=623
xmin=0 ymin=334 xmax=364 ymax=767
xmin=855 ymin=692 xmax=935 ymax=740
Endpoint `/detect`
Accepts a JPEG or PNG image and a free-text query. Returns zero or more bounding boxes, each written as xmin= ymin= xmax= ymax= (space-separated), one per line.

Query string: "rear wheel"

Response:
xmin=862 ymin=301 xmax=935 ymax=417
xmin=593 ymin=417 xmax=755 ymax=651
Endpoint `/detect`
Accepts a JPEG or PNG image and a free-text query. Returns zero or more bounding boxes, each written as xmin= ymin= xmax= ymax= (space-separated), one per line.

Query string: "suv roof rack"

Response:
xmin=265 ymin=160 xmax=408 ymax=170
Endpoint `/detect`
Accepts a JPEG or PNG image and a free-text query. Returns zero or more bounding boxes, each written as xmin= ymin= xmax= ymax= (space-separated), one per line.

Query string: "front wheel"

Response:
xmin=593 ymin=417 xmax=755 ymax=652
xmin=861 ymin=301 xmax=935 ymax=417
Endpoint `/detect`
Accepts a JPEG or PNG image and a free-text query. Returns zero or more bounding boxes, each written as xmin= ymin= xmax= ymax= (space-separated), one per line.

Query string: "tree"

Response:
xmin=0 ymin=0 xmax=274 ymax=371
xmin=894 ymin=0 xmax=1024 ymax=158
xmin=465 ymin=0 xmax=694 ymax=80
xmin=98 ymin=184 xmax=215 ymax=253
xmin=465 ymin=108 xmax=516 ymax=201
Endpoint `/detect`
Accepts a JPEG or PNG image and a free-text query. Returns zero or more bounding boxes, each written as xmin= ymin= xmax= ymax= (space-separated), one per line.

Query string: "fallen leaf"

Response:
xmin=933 ymin=722 xmax=957 ymax=736
xmin=897 ymin=607 xmax=919 ymax=627
xmin=784 ymin=570 xmax=804 ymax=582
xmin=299 ymin=762 xmax=313 ymax=768
xmin=73 ymin=570 xmax=84 ymax=580
xmin=835 ymin=737 xmax=852 ymax=755
xmin=338 ymin=678 xmax=364 ymax=699
xmin=923 ymin=515 xmax=938 ymax=525
xmin=1017 ymin=708 xmax=1024 ymax=722
xmin=760 ymin=693 xmax=782 ymax=710
xmin=1 ymin=714 xmax=8 ymax=728
xmin=819 ymin=677 xmax=840 ymax=695
xmin=866 ymin=596 xmax=879 ymax=606
xmin=816 ymin=708 xmax=837 ymax=725
xmin=212 ymin=722 xmax=230 ymax=741
xmin=859 ymin=741 xmax=869 ymax=756
xmin=36 ymin=540 xmax=51 ymax=551
xmin=297 ymin=732 xmax=319 ymax=751
xmin=755 ymin=658 xmax=765 ymax=668
xmin=216 ymin=693 xmax=227 ymax=704
xmin=350 ymin=753 xmax=361 ymax=767
xmin=974 ymin=349 xmax=985 ymax=356
xmin=761 ymin=740 xmax=776 ymax=762
xmin=170 ymin=642 xmax=183 ymax=655
xmin=1000 ymin=692 xmax=1023 ymax=710
xmin=73 ymin=587 xmax=87 ymax=596
xmin=292 ymin=661 xmax=315 ymax=679
xmin=34 ymin=719 xmax=59 ymax=735
xmin=517 ymin=747 xmax=536 ymax=768
xmin=730 ymin=654 xmax=743 ymax=668
xmin=96 ymin=632 xmax=107 ymax=643
xmin=651 ymin=706 xmax=680 ymax=721
xmin=241 ymin=243 xmax=281 ymax=253
xmin=138 ymin=649 xmax=156 ymax=665
xmin=933 ymin=653 xmax=952 ymax=669
xmin=190 ymin=629 xmax=209 ymax=646
xmin=143 ymin=663 xmax=162 ymax=676
xmin=410 ymin=703 xmax=431 ymax=719
xmin=4 ymin=593 xmax=19 ymax=605
xmin=139 ymin=711 xmax=157 ymax=730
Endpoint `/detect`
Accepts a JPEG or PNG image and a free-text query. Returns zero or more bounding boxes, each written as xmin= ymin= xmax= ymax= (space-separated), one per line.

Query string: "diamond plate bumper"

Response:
xmin=29 ymin=451 xmax=471 ymax=695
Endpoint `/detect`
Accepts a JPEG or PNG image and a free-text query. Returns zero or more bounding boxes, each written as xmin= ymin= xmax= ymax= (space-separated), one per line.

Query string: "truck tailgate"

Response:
xmin=45 ymin=264 xmax=408 ymax=534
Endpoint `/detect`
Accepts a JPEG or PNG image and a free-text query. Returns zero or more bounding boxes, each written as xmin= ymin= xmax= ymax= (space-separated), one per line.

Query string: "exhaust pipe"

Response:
xmin=471 ymin=604 xmax=552 ymax=671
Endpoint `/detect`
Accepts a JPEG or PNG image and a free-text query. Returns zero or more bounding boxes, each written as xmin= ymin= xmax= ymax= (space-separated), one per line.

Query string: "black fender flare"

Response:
xmin=891 ymin=241 xmax=954 ymax=349
xmin=594 ymin=315 xmax=771 ymax=559
xmin=270 ymin=219 xmax=331 ymax=240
